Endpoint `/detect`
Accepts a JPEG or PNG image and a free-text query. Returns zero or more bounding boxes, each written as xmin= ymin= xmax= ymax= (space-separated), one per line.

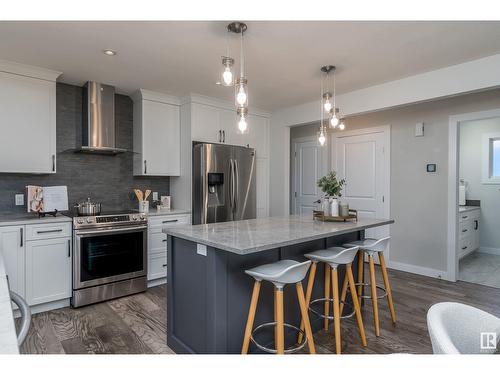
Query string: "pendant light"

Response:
xmin=318 ymin=65 xmax=345 ymax=145
xmin=226 ymin=22 xmax=249 ymax=134
xmin=220 ymin=28 xmax=234 ymax=86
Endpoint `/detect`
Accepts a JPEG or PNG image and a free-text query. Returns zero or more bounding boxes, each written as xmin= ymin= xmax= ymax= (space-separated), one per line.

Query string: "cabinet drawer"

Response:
xmin=148 ymin=214 xmax=190 ymax=229
xmin=148 ymin=253 xmax=167 ymax=281
xmin=26 ymin=222 xmax=71 ymax=241
xmin=458 ymin=236 xmax=472 ymax=258
xmin=149 ymin=231 xmax=167 ymax=255
xmin=459 ymin=209 xmax=480 ymax=222
xmin=459 ymin=220 xmax=472 ymax=238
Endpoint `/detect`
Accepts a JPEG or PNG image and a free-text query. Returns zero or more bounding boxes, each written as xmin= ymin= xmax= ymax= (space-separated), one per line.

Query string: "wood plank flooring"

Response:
xmin=18 ymin=267 xmax=500 ymax=354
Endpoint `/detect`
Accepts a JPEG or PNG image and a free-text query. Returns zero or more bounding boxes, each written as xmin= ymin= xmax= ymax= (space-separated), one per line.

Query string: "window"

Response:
xmin=482 ymin=133 xmax=500 ymax=184
xmin=494 ymin=139 xmax=500 ymax=177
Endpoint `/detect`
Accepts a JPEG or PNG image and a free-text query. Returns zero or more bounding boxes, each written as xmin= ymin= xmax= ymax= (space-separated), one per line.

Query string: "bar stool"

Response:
xmin=342 ymin=237 xmax=395 ymax=337
xmin=300 ymin=246 xmax=367 ymax=354
xmin=241 ymin=259 xmax=316 ymax=354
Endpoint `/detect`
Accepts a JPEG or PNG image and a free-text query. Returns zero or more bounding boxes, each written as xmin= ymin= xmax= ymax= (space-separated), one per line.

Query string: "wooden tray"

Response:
xmin=313 ymin=209 xmax=358 ymax=222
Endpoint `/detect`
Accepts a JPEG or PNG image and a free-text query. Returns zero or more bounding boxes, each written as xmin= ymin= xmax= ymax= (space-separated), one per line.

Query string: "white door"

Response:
xmin=332 ymin=126 xmax=390 ymax=240
xmin=293 ymin=138 xmax=326 ymax=215
xmin=0 ymin=225 xmax=25 ymax=297
xmin=25 ymin=237 xmax=72 ymax=305
xmin=142 ymin=100 xmax=180 ymax=176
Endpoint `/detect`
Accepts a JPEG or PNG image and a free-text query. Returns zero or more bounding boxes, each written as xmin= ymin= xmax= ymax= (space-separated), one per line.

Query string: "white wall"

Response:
xmin=459 ymin=117 xmax=500 ymax=252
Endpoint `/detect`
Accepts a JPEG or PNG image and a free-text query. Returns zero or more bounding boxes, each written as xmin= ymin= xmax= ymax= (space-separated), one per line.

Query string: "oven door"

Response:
xmin=73 ymin=225 xmax=147 ymax=290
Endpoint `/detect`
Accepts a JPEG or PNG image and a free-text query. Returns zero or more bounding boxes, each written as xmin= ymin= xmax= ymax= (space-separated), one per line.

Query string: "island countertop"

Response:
xmin=163 ymin=215 xmax=394 ymax=255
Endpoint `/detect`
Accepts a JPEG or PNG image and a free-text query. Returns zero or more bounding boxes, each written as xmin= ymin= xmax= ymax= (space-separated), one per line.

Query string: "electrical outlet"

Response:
xmin=15 ymin=194 xmax=24 ymax=206
xmin=153 ymin=192 xmax=158 ymax=201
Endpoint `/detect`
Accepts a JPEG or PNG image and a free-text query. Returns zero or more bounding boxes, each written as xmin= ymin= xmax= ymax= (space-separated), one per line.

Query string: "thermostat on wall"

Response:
xmin=426 ymin=164 xmax=437 ymax=173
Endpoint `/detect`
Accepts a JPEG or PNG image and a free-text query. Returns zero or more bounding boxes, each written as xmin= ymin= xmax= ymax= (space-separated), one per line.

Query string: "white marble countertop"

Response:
xmin=164 ymin=215 xmax=394 ymax=255
xmin=459 ymin=206 xmax=481 ymax=213
xmin=0 ymin=212 xmax=72 ymax=226
xmin=0 ymin=253 xmax=19 ymax=354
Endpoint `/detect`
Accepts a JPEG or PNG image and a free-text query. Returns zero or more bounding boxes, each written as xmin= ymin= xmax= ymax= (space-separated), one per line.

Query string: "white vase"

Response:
xmin=322 ymin=197 xmax=330 ymax=215
xmin=330 ymin=198 xmax=339 ymax=216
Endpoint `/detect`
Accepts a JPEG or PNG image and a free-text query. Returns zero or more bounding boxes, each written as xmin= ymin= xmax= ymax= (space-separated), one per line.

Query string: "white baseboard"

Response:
xmin=386 ymin=260 xmax=450 ymax=281
xmin=147 ymin=278 xmax=166 ymax=288
xmin=478 ymin=247 xmax=500 ymax=256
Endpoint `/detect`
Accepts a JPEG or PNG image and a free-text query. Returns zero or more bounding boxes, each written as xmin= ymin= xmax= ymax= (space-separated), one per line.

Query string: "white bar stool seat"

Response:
xmin=241 ymin=260 xmax=316 ymax=355
xmin=342 ymin=237 xmax=395 ymax=337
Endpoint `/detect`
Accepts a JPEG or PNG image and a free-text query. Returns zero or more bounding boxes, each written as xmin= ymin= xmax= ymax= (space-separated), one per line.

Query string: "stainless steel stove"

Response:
xmin=71 ymin=212 xmax=148 ymax=307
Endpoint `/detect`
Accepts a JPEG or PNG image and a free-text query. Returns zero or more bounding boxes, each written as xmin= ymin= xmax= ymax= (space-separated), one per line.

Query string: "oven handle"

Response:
xmin=75 ymin=225 xmax=148 ymax=236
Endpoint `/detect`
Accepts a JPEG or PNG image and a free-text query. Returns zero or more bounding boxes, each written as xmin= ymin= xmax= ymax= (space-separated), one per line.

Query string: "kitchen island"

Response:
xmin=164 ymin=215 xmax=394 ymax=354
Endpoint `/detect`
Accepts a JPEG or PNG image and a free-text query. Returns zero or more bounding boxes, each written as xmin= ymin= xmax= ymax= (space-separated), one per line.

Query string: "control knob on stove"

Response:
xmin=132 ymin=215 xmax=138 ymax=221
xmin=86 ymin=217 xmax=93 ymax=223
xmin=77 ymin=218 xmax=84 ymax=224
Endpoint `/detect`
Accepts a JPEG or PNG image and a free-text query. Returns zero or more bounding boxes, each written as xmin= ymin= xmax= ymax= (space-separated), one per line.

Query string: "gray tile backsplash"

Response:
xmin=0 ymin=83 xmax=169 ymax=214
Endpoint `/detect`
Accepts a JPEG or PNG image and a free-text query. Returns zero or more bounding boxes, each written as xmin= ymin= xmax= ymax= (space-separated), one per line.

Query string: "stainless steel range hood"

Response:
xmin=77 ymin=81 xmax=126 ymax=155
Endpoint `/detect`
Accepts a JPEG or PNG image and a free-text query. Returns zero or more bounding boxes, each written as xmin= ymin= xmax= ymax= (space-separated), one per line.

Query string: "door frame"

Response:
xmin=331 ymin=125 xmax=391 ymax=256
xmin=290 ymin=135 xmax=328 ymax=214
xmin=447 ymin=108 xmax=500 ymax=282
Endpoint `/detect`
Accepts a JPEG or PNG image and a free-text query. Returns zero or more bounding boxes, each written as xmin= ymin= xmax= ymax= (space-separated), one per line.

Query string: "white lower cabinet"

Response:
xmin=0 ymin=222 xmax=72 ymax=308
xmin=0 ymin=225 xmax=25 ymax=297
xmin=147 ymin=213 xmax=191 ymax=281
xmin=458 ymin=208 xmax=480 ymax=259
xmin=25 ymin=237 xmax=72 ymax=306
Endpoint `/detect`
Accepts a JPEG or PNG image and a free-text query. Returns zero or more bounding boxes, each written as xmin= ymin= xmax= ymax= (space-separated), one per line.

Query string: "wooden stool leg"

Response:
xmin=241 ymin=281 xmax=261 ymax=354
xmin=357 ymin=250 xmax=364 ymax=305
xmin=368 ymin=255 xmax=380 ymax=336
xmin=298 ymin=262 xmax=317 ymax=344
xmin=324 ymin=263 xmax=331 ymax=331
xmin=275 ymin=288 xmax=285 ymax=354
xmin=274 ymin=289 xmax=278 ymax=347
xmin=339 ymin=271 xmax=349 ymax=316
xmin=331 ymin=268 xmax=341 ymax=354
xmin=378 ymin=253 xmax=396 ymax=324
xmin=296 ymin=282 xmax=316 ymax=354
xmin=347 ymin=264 xmax=367 ymax=347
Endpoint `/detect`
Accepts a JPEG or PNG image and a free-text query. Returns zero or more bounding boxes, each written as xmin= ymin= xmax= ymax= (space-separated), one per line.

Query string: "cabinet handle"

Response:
xmin=474 ymin=220 xmax=479 ymax=230
xmin=218 ymin=130 xmax=222 ymax=142
xmin=67 ymin=239 xmax=71 ymax=258
xmin=162 ymin=219 xmax=178 ymax=223
xmin=162 ymin=239 xmax=167 ymax=242
xmin=462 ymin=215 xmax=468 ymax=219
xmin=20 ymin=227 xmax=23 ymax=247
xmin=37 ymin=229 xmax=63 ymax=234
xmin=162 ymin=264 xmax=167 ymax=268
xmin=144 ymin=160 xmax=147 ymax=174
xmin=462 ymin=246 xmax=468 ymax=250
xmin=222 ymin=130 xmax=225 ymax=143
xmin=52 ymin=155 xmax=56 ymax=172
xmin=462 ymin=229 xmax=468 ymax=233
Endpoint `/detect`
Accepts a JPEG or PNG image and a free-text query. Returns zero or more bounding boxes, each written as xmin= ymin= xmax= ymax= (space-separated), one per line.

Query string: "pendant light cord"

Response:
xmin=240 ymin=30 xmax=245 ymax=78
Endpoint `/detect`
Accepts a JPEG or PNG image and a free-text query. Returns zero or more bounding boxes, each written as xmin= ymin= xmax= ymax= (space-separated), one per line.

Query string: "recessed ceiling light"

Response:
xmin=215 ymin=81 xmax=222 ymax=85
xmin=103 ymin=49 xmax=117 ymax=56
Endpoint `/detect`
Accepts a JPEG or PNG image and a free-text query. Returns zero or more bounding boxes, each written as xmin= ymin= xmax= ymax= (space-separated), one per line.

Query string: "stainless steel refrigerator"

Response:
xmin=192 ymin=143 xmax=256 ymax=224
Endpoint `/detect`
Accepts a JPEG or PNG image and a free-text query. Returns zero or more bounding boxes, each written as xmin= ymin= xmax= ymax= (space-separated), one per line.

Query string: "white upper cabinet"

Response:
xmin=0 ymin=61 xmax=61 ymax=174
xmin=133 ymin=90 xmax=181 ymax=176
xmin=191 ymin=103 xmax=222 ymax=143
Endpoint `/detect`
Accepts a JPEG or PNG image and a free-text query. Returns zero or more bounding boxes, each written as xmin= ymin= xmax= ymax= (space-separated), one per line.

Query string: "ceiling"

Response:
xmin=1 ymin=21 xmax=500 ymax=111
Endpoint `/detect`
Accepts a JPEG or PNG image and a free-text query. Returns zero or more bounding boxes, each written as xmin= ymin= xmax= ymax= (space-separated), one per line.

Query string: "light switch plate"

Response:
xmin=197 ymin=244 xmax=207 ymax=256
xmin=153 ymin=192 xmax=158 ymax=201
xmin=15 ymin=194 xmax=24 ymax=206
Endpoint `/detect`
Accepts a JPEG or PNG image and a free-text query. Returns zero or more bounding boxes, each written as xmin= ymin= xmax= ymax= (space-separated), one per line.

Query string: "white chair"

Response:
xmin=427 ymin=302 xmax=500 ymax=354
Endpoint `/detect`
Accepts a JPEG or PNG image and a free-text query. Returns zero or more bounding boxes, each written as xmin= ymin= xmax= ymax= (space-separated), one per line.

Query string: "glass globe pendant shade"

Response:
xmin=318 ymin=126 xmax=327 ymax=146
xmin=237 ymin=107 xmax=249 ymax=134
xmin=339 ymin=119 xmax=346 ymax=130
xmin=235 ymin=78 xmax=248 ymax=107
xmin=221 ymin=57 xmax=234 ymax=86
xmin=330 ymin=113 xmax=340 ymax=128
xmin=323 ymin=93 xmax=333 ymax=113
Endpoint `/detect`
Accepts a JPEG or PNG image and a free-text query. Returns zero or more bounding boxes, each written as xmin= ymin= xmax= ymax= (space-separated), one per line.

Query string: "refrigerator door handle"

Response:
xmin=233 ymin=159 xmax=239 ymax=213
xmin=229 ymin=159 xmax=234 ymax=212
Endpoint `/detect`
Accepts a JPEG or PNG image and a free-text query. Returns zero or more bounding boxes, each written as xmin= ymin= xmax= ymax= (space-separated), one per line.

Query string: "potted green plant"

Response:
xmin=317 ymin=171 xmax=345 ymax=216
